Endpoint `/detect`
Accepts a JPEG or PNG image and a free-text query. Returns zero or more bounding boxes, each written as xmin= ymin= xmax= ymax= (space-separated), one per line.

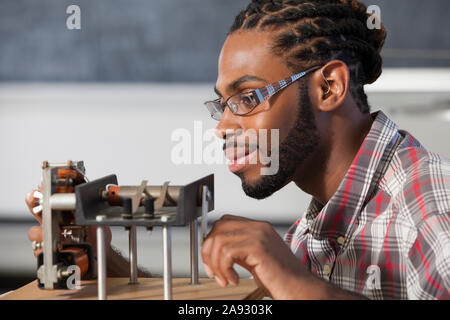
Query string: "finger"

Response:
xmin=201 ymin=236 xmax=215 ymax=275
xmin=213 ymin=235 xmax=271 ymax=297
xmin=210 ymin=230 xmax=249 ymax=287
xmin=209 ymin=234 xmax=228 ymax=287
xmin=216 ymin=236 xmax=258 ymax=287
xmin=28 ymin=226 xmax=44 ymax=259
xmin=202 ymin=235 xmax=226 ymax=283
xmin=34 ymin=249 xmax=43 ymax=258
xmin=28 ymin=226 xmax=43 ymax=243
xmin=202 ymin=223 xmax=251 ymax=280
xmin=25 ymin=189 xmax=42 ymax=224
xmin=219 ymin=244 xmax=240 ymax=286
xmin=204 ymin=263 xmax=214 ymax=278
xmin=218 ymin=239 xmax=272 ymax=297
xmin=204 ymin=219 xmax=256 ymax=285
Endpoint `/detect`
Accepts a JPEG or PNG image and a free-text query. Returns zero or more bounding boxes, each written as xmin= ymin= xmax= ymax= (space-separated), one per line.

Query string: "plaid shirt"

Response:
xmin=284 ymin=111 xmax=450 ymax=300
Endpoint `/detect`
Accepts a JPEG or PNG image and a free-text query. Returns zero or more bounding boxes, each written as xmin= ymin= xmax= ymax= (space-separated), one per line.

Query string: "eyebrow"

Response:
xmin=214 ymin=74 xmax=267 ymax=97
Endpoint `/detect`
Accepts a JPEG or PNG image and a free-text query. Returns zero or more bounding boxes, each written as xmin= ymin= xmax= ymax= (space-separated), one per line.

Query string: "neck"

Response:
xmin=293 ymin=106 xmax=374 ymax=205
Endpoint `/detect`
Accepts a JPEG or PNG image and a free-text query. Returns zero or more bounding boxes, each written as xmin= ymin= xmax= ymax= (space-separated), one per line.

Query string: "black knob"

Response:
xmin=143 ymin=197 xmax=155 ymax=219
xmin=121 ymin=198 xmax=132 ymax=219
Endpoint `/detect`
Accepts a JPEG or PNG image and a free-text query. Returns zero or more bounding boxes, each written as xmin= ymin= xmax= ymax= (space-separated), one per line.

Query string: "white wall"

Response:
xmin=0 ymin=83 xmax=312 ymax=224
xmin=0 ymin=69 xmax=449 ymax=224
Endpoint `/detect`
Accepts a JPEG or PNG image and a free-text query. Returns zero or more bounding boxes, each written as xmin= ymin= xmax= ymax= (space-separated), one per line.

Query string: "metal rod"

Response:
xmin=96 ymin=218 xmax=107 ymax=300
xmin=190 ymin=219 xmax=199 ymax=285
xmin=49 ymin=193 xmax=76 ymax=211
xmin=42 ymin=168 xmax=56 ymax=289
xmin=162 ymin=219 xmax=172 ymax=300
xmin=129 ymin=225 xmax=138 ymax=284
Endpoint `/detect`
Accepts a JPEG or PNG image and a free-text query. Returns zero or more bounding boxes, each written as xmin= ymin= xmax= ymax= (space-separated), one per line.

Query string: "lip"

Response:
xmin=226 ymin=149 xmax=258 ymax=173
xmin=224 ymin=146 xmax=246 ymax=161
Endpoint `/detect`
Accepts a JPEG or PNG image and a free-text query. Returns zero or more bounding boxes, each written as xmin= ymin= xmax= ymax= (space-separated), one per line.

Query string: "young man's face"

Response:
xmin=214 ymin=30 xmax=320 ymax=199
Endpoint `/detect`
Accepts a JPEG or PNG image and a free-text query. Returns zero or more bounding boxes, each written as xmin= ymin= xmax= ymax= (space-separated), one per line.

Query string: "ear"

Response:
xmin=309 ymin=60 xmax=349 ymax=112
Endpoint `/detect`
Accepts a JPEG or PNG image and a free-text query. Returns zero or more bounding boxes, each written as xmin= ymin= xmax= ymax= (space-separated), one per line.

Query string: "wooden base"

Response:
xmin=1 ymin=277 xmax=260 ymax=300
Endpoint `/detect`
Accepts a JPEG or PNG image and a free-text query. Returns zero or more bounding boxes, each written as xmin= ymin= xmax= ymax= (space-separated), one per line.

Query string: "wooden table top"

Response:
xmin=1 ymin=277 xmax=260 ymax=300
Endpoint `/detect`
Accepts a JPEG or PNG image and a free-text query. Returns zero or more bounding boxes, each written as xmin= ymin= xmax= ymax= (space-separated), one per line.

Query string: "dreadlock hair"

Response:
xmin=228 ymin=0 xmax=387 ymax=114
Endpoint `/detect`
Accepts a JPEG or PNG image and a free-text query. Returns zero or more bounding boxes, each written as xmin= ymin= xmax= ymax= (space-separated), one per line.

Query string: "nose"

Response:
xmin=215 ymin=107 xmax=242 ymax=140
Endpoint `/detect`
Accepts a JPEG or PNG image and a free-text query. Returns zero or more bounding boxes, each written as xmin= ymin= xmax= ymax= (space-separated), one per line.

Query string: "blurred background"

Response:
xmin=0 ymin=0 xmax=449 ymax=295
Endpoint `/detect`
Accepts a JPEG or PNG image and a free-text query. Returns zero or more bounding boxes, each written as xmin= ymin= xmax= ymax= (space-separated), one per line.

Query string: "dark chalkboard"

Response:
xmin=0 ymin=0 xmax=449 ymax=82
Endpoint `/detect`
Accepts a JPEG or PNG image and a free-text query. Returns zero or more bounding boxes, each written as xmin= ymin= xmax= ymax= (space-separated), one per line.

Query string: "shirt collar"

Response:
xmin=305 ymin=111 xmax=404 ymax=241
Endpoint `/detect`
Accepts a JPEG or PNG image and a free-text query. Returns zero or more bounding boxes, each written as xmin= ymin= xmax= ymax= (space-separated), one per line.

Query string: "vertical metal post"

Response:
xmin=41 ymin=167 xmax=58 ymax=289
xmin=162 ymin=216 xmax=172 ymax=300
xmin=189 ymin=219 xmax=199 ymax=285
xmin=129 ymin=225 xmax=138 ymax=284
xmin=96 ymin=216 xmax=107 ymax=300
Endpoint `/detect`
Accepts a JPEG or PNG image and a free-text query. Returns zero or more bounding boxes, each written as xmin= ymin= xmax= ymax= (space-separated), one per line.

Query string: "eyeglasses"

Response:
xmin=204 ymin=65 xmax=322 ymax=121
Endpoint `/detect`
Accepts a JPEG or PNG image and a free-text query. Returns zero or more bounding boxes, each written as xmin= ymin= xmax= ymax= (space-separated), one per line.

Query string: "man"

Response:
xmin=200 ymin=0 xmax=450 ymax=300
xmin=27 ymin=0 xmax=450 ymax=299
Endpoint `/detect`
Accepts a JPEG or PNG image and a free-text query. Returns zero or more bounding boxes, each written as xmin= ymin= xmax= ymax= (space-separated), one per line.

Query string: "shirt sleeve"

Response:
xmin=406 ymin=215 xmax=450 ymax=299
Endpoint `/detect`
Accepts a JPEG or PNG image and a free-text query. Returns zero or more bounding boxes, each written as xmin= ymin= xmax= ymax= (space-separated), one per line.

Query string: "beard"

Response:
xmin=236 ymin=80 xmax=320 ymax=199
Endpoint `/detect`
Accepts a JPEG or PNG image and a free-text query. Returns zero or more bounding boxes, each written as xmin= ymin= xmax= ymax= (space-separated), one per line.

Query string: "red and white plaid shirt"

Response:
xmin=284 ymin=111 xmax=450 ymax=300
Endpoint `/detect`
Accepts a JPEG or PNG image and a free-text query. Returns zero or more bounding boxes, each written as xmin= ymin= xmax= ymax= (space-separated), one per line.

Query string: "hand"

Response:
xmin=25 ymin=184 xmax=112 ymax=259
xmin=201 ymin=214 xmax=321 ymax=299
